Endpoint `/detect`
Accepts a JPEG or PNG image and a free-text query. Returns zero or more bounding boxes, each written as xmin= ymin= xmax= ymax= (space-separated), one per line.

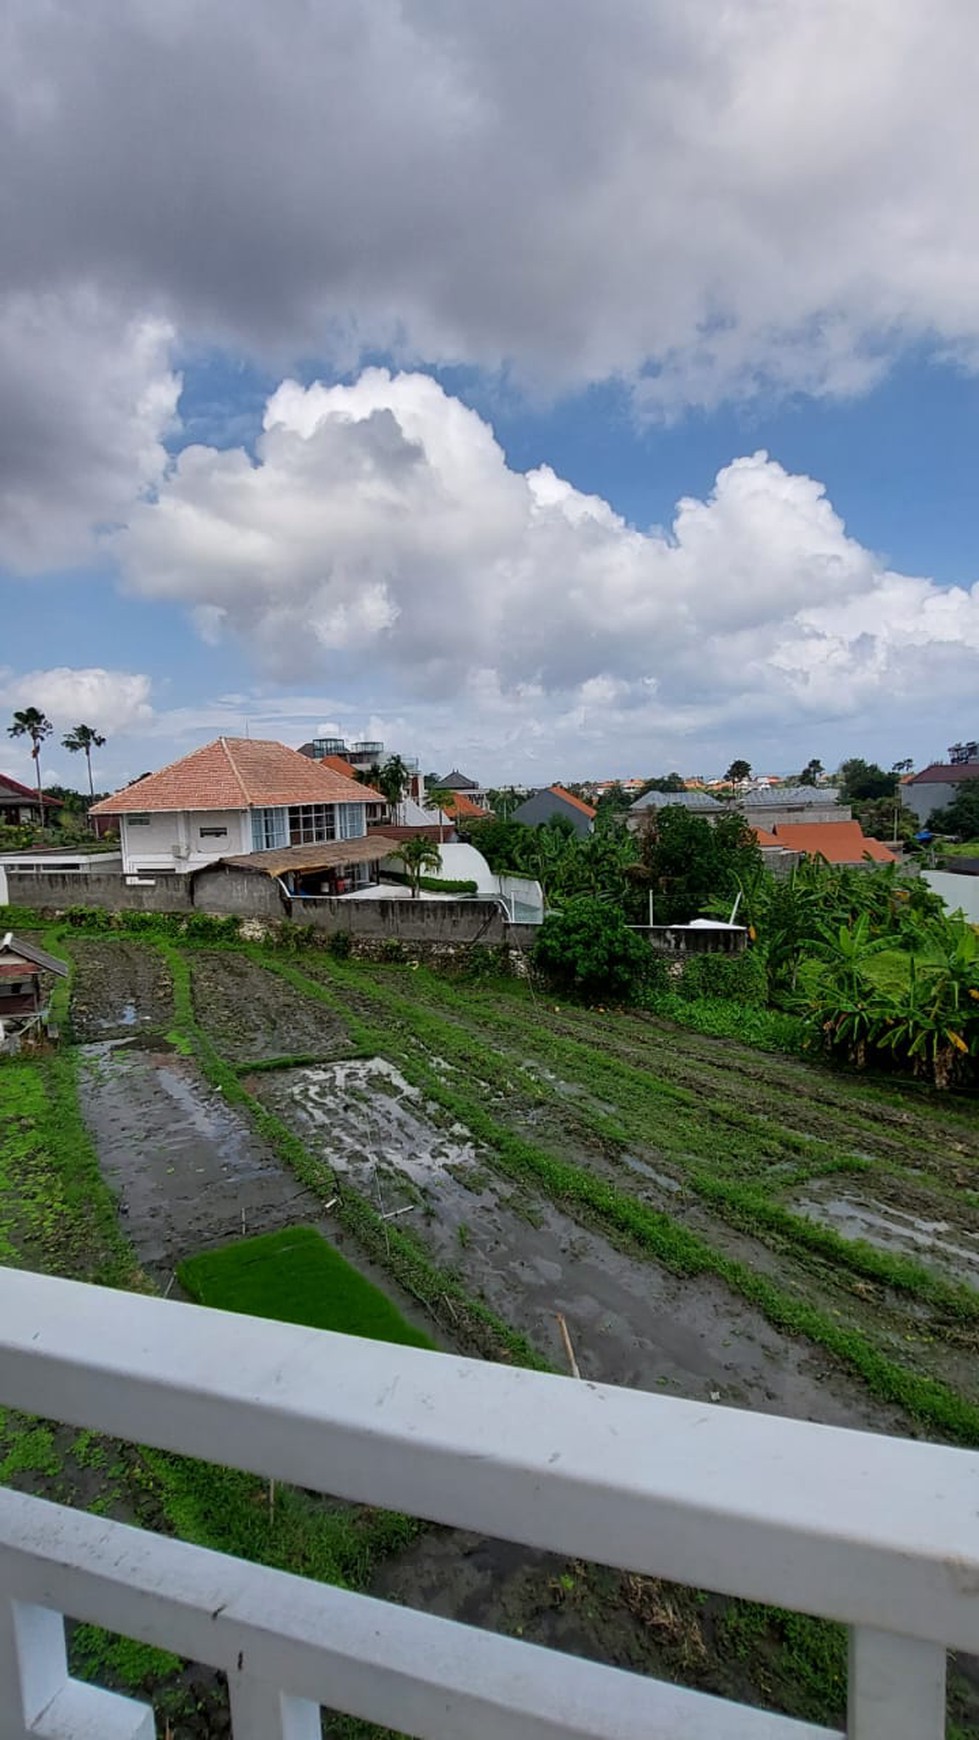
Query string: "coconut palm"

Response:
xmin=62 ymin=723 xmax=106 ymax=800
xmin=424 ymin=785 xmax=454 ymax=844
xmin=7 ymin=707 xmax=53 ymax=827
xmin=390 ymin=836 xmax=441 ymax=897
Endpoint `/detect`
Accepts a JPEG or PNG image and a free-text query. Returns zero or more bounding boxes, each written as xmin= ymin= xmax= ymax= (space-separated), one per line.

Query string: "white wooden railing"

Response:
xmin=0 ymin=1268 xmax=974 ymax=1738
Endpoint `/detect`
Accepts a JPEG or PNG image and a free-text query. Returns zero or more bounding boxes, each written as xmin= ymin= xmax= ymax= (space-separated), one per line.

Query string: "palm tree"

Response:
xmin=424 ymin=785 xmax=454 ymax=844
xmin=8 ymin=708 xmax=53 ymax=828
xmin=391 ymin=836 xmax=441 ymax=897
xmin=62 ymin=723 xmax=106 ymax=800
xmin=378 ymin=755 xmax=411 ymax=820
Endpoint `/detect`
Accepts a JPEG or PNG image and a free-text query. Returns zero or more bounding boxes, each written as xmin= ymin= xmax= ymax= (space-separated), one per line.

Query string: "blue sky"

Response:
xmin=2 ymin=3 xmax=978 ymax=791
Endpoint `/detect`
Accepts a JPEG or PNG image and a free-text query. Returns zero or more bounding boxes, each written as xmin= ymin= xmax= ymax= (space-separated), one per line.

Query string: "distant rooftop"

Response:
xmin=630 ymin=788 xmax=723 ymax=813
xmin=739 ymin=785 xmax=841 ymax=809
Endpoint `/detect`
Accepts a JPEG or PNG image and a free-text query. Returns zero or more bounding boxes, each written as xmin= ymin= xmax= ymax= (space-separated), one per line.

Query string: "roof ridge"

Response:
xmin=220 ymin=736 xmax=253 ymax=806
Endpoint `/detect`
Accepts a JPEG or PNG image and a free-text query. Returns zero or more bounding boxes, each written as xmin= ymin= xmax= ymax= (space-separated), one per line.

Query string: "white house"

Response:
xmin=90 ymin=737 xmax=373 ymax=877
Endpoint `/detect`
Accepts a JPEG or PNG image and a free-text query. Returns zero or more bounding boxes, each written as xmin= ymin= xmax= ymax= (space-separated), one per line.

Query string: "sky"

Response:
xmin=3 ymin=1 xmax=979 ymax=793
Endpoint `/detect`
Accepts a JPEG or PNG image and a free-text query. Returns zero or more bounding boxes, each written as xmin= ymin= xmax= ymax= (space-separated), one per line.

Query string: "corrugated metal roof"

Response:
xmin=630 ymin=788 xmax=723 ymax=812
xmin=211 ymin=835 xmax=400 ymax=877
xmin=740 ymin=786 xmax=841 ymax=808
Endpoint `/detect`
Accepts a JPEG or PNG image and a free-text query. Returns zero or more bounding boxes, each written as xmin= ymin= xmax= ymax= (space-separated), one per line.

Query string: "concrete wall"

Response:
xmin=740 ymin=801 xmax=849 ymax=827
xmin=292 ymin=896 xmax=511 ymax=944
xmin=192 ymin=865 xmax=287 ymax=918
xmin=906 ymin=782 xmax=959 ymax=824
xmin=923 ymin=869 xmax=979 ymax=925
xmin=512 ymin=791 xmax=593 ymax=836
xmin=4 ymin=869 xmax=194 ymax=912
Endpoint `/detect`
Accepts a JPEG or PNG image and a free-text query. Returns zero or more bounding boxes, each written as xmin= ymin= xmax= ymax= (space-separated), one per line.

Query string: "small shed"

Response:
xmin=0 ymin=931 xmax=68 ymax=1047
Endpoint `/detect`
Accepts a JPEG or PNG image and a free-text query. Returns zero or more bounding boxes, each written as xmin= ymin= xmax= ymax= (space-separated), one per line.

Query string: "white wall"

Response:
xmin=121 ymin=809 xmax=249 ymax=874
xmin=923 ymin=870 xmax=979 ymax=925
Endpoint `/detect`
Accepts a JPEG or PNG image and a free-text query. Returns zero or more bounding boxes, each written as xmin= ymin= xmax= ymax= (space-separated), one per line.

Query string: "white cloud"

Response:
xmin=114 ymin=368 xmax=979 ymax=764
xmin=3 ymin=1 xmax=979 ymax=414
xmin=0 ymin=291 xmax=179 ymax=571
xmin=0 ymin=667 xmax=155 ymax=734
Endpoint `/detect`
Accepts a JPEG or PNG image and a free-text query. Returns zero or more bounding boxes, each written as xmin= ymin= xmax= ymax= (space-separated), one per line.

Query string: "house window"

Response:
xmin=287 ymin=804 xmax=336 ymax=845
xmin=251 ymin=807 xmax=289 ymax=852
xmin=127 ymin=814 xmax=150 ymax=826
xmin=337 ymin=803 xmax=365 ymax=840
xmin=199 ymin=827 xmax=228 ymax=839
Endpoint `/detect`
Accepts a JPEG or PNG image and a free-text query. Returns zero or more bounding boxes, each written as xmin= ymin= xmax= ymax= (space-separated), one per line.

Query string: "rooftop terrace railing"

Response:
xmin=0 ymin=1266 xmax=972 ymax=1738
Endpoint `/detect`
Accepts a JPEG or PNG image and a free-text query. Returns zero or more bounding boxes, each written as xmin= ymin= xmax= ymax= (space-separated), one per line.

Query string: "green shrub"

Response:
xmin=380 ymin=938 xmax=406 ymax=962
xmin=533 ymin=897 xmax=652 ymax=1002
xmin=383 ymin=873 xmax=478 ymax=895
xmin=328 ymin=930 xmax=353 ymax=959
xmin=678 ymin=949 xmax=768 ymax=1006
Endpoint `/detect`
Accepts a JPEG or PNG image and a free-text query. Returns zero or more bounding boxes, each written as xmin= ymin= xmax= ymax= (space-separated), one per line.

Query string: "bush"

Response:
xmin=380 ymin=938 xmax=406 ymax=962
xmin=532 ymin=897 xmax=652 ymax=1003
xmin=677 ymin=950 xmax=768 ymax=1006
xmin=383 ymin=873 xmax=478 ymax=895
xmin=328 ymin=930 xmax=353 ymax=959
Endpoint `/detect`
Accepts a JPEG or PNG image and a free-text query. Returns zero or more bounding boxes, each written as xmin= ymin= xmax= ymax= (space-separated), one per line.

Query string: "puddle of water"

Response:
xmin=277 ymin=1057 xmax=479 ymax=1185
xmin=258 ymin=1063 xmax=906 ymax=1432
xmin=793 ymin=1189 xmax=979 ymax=1288
xmin=621 ymin=1154 xmax=682 ymax=1194
xmin=120 ymin=1001 xmax=137 ymax=1026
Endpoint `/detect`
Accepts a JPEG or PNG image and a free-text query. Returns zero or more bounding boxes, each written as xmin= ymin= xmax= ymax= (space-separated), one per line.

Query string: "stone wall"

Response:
xmin=290 ymin=896 xmax=512 ymax=944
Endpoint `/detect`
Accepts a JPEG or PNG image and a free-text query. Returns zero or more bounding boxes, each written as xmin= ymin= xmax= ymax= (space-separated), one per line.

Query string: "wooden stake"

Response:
xmin=269 ymin=1477 xmax=276 ymax=1526
xmin=556 ymin=1312 xmax=581 ymax=1379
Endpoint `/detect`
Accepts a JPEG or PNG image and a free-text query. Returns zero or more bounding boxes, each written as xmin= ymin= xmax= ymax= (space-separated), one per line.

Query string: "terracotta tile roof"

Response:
xmin=752 ymin=827 xmax=784 ymax=850
xmin=440 ymin=790 xmax=490 ymax=819
xmin=774 ymin=821 xmax=896 ymax=864
xmin=91 ymin=738 xmax=368 ymax=816
xmin=367 ymin=823 xmax=444 ymax=843
xmin=548 ymin=784 xmax=597 ymax=819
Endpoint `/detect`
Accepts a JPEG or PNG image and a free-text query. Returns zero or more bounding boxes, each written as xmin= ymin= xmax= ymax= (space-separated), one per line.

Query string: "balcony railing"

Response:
xmin=0 ymin=1266 xmax=973 ymax=1737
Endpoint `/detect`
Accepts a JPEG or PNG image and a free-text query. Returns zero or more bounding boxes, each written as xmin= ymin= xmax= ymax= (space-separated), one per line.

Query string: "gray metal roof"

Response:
xmin=0 ymin=932 xmax=69 ymax=977
xmin=739 ymin=786 xmax=841 ymax=808
xmin=630 ymin=788 xmax=723 ymax=812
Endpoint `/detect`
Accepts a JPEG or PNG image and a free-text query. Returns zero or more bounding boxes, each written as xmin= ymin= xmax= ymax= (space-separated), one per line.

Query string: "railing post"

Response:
xmin=228 ymin=1671 xmax=321 ymax=1739
xmin=0 ymin=1596 xmax=154 ymax=1740
xmin=848 ymin=1627 xmax=946 ymax=1739
xmin=0 ymin=1600 xmax=66 ymax=1737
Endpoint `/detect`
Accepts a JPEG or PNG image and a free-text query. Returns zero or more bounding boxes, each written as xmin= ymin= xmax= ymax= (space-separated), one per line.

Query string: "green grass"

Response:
xmin=178 ymin=1226 xmax=435 ymax=1349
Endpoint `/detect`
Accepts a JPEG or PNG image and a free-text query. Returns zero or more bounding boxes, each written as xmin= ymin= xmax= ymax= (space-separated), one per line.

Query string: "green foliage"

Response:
xmin=328 ymin=929 xmax=353 ymax=959
xmin=677 ymin=949 xmax=768 ymax=1006
xmin=388 ymin=835 xmax=442 ymax=895
xmin=798 ymin=758 xmax=824 ymax=786
xmin=533 ymin=897 xmax=652 ymax=1001
xmin=851 ymin=795 xmax=918 ymax=843
xmin=631 ymin=805 xmax=762 ymax=925
xmin=642 ymin=992 xmax=807 ymax=1054
xmin=929 ymin=775 xmax=979 ymax=838
xmin=838 ymin=757 xmax=898 ymax=802
xmin=178 ymin=1226 xmax=435 ymax=1349
xmin=384 ymin=872 xmax=478 ymax=894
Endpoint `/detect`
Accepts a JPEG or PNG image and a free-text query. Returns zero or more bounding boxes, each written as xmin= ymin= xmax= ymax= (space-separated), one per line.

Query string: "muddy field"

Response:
xmin=52 ymin=935 xmax=979 ymax=1731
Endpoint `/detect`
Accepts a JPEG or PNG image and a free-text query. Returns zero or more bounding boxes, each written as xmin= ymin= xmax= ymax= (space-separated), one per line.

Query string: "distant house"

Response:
xmin=768 ymin=821 xmax=896 ymax=866
xmin=627 ymin=788 xmax=724 ymax=832
xmin=905 ymin=744 xmax=979 ymax=825
xmin=437 ymin=790 xmax=491 ymax=823
xmin=90 ymin=737 xmax=373 ymax=878
xmin=0 ymin=775 xmax=63 ymax=828
xmin=736 ymin=787 xmax=846 ymax=829
xmin=439 ymin=769 xmax=490 ymax=808
xmin=512 ymin=785 xmax=596 ymax=837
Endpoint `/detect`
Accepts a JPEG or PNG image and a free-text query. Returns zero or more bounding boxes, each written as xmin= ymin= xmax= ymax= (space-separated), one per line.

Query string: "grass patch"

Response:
xmin=178 ymin=1226 xmax=435 ymax=1350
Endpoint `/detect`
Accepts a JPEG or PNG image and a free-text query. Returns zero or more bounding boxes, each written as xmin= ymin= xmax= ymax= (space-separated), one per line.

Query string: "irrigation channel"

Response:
xmin=5 ymin=929 xmax=979 ymax=1736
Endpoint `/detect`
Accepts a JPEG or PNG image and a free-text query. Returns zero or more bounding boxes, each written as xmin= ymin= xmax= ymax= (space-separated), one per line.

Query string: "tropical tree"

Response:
xmin=7 ymin=707 xmax=53 ymax=826
xmin=390 ymin=836 xmax=441 ymax=897
xmin=929 ymin=778 xmax=979 ymax=841
xmin=798 ymin=757 xmax=824 ymax=786
xmin=533 ymin=896 xmax=652 ymax=1002
xmin=377 ymin=755 xmax=411 ymax=819
xmin=724 ymin=759 xmax=752 ymax=787
xmin=423 ymin=785 xmax=454 ymax=844
xmin=838 ymin=758 xmax=897 ymax=802
xmin=62 ymin=723 xmax=106 ymax=801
